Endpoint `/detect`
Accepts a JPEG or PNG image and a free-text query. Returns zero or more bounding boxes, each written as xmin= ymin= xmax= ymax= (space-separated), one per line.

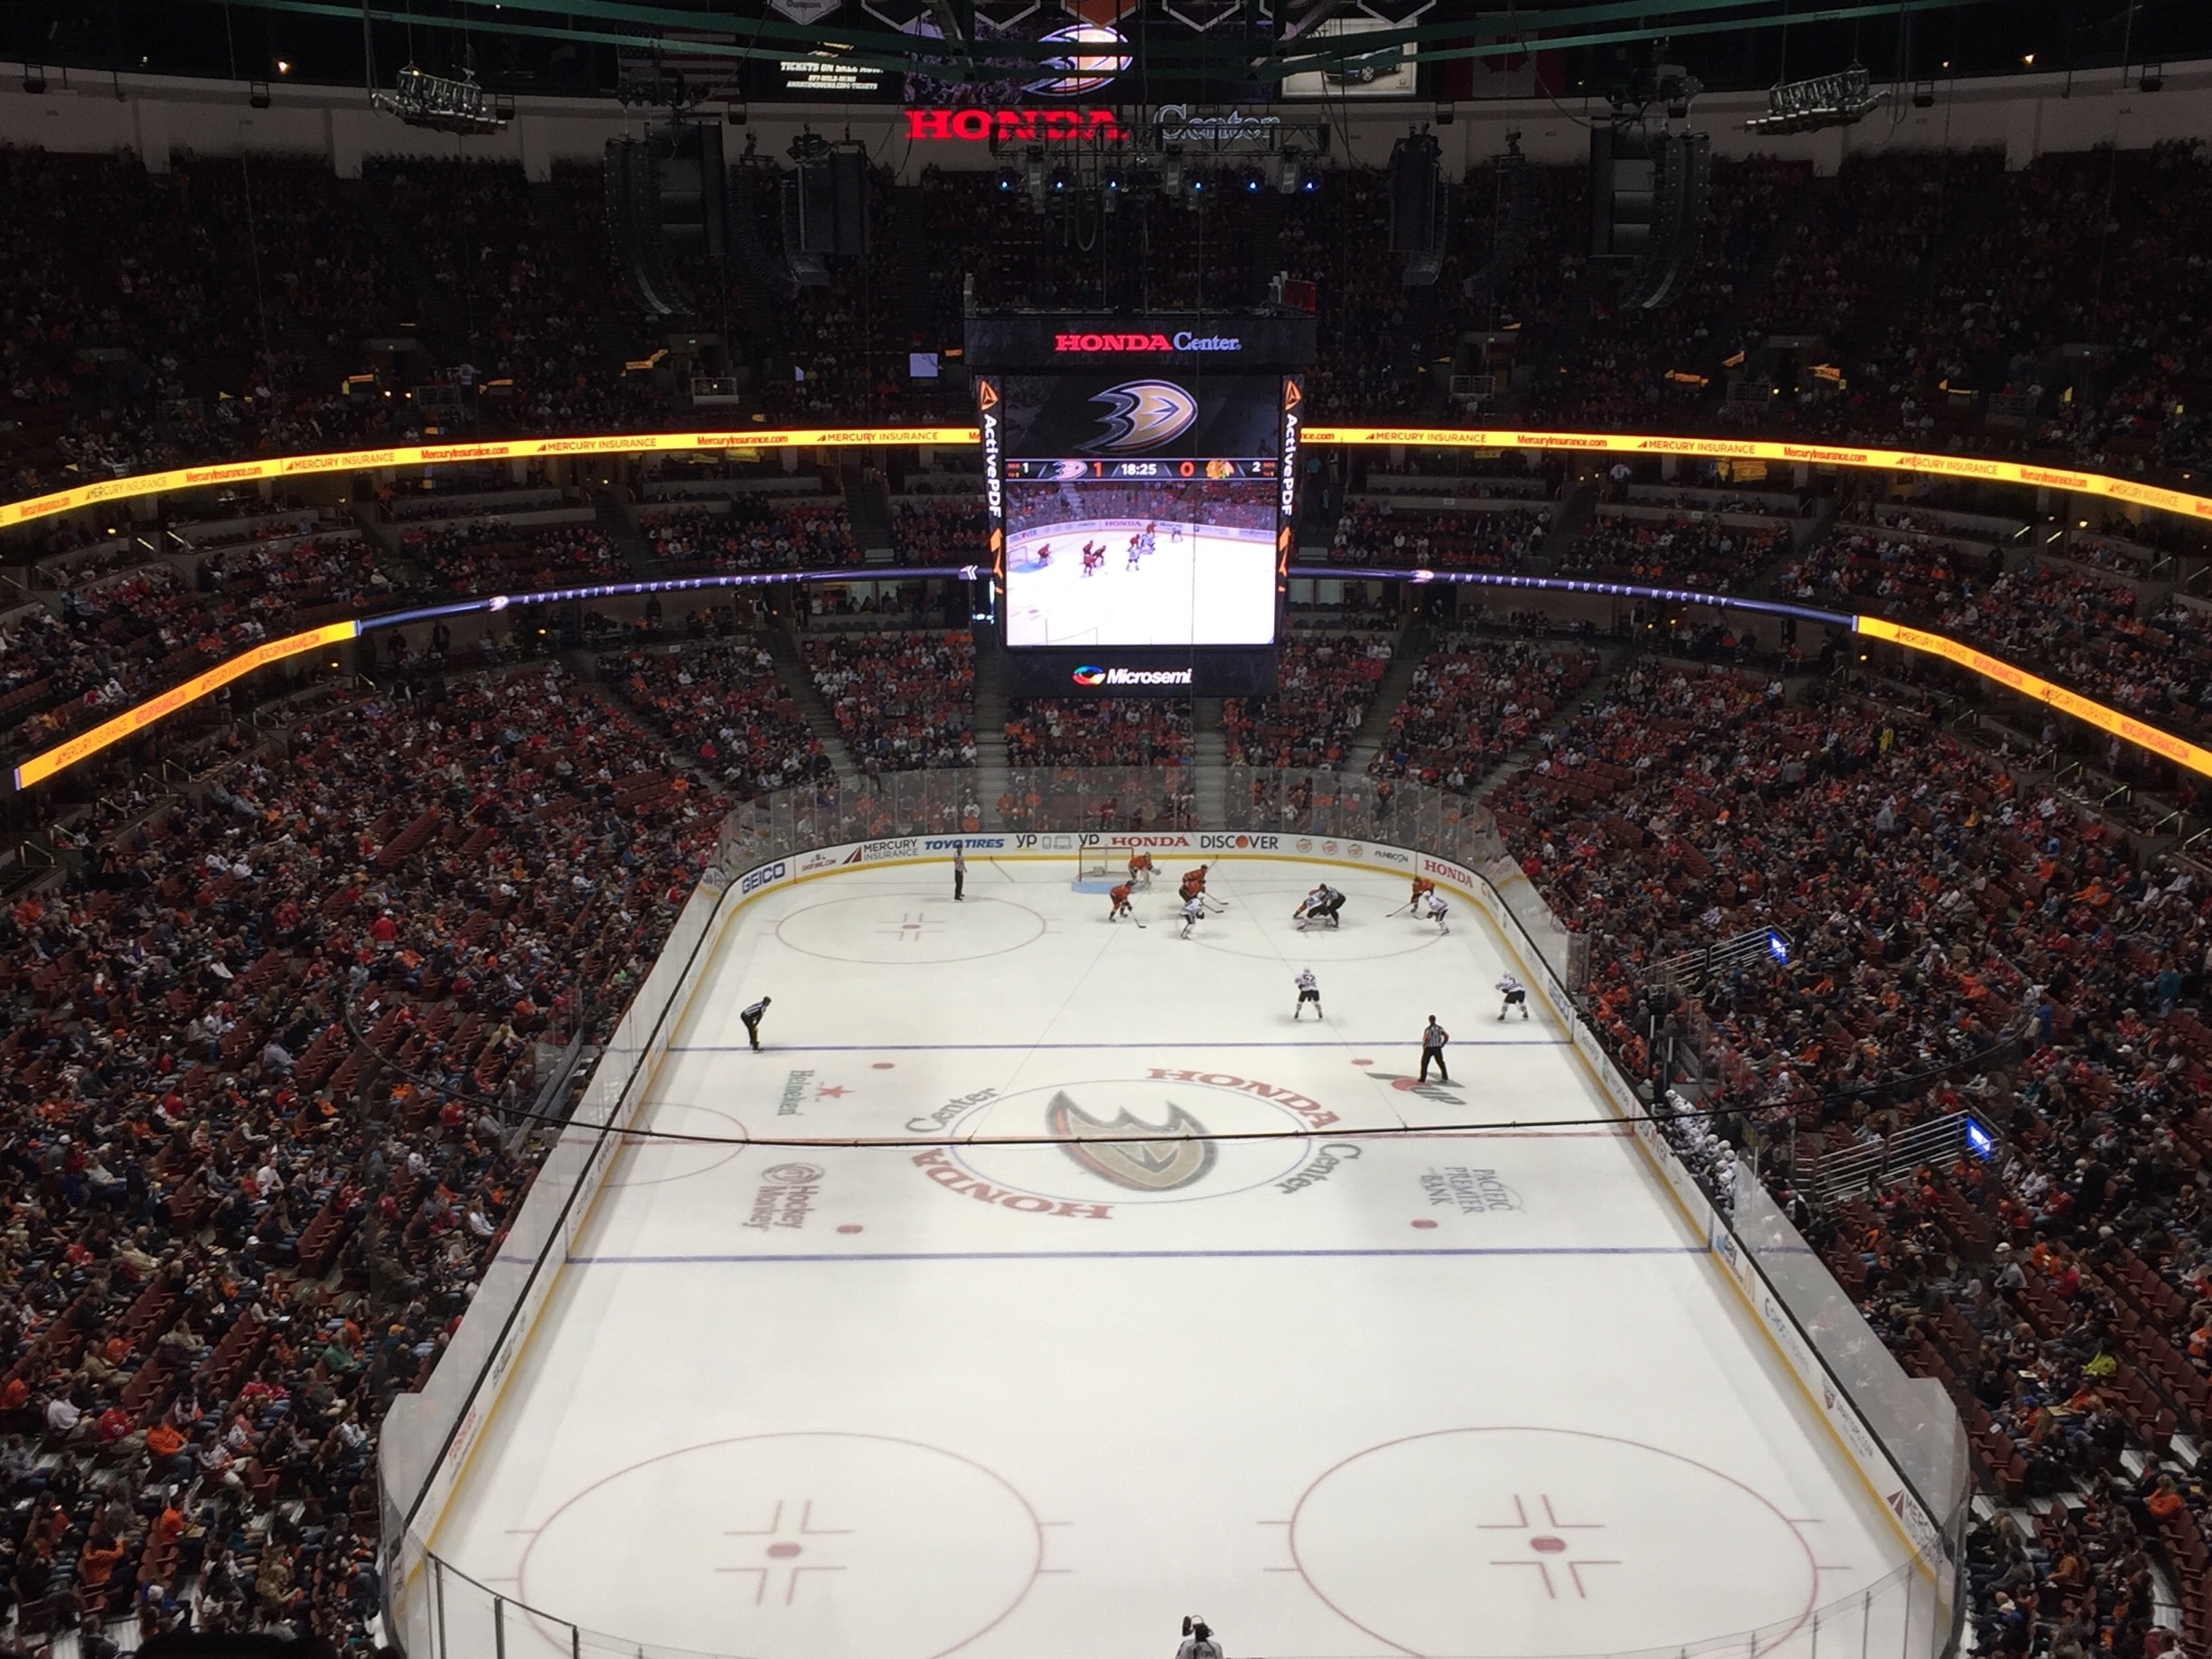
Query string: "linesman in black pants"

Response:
xmin=742 ymin=996 xmax=772 ymax=1051
xmin=1420 ymin=1015 xmax=1450 ymax=1083
xmin=953 ymin=843 xmax=967 ymax=901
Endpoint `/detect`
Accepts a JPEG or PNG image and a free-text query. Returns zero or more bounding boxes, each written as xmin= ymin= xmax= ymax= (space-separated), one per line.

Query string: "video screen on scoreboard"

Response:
xmin=996 ymin=372 xmax=1284 ymax=651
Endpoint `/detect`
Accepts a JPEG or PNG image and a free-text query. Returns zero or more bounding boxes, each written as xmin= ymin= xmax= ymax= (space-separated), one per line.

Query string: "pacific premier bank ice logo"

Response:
xmin=1082 ymin=380 xmax=1197 ymax=454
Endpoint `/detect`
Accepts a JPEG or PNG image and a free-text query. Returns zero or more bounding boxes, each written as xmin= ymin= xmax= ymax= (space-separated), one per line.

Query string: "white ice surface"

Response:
xmin=430 ymin=856 xmax=1917 ymax=1659
xmin=1004 ymin=523 xmax=1276 ymax=647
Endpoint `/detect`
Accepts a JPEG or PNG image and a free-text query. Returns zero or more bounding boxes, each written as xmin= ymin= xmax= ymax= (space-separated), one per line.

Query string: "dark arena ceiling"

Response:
xmin=4 ymin=0 xmax=2206 ymax=107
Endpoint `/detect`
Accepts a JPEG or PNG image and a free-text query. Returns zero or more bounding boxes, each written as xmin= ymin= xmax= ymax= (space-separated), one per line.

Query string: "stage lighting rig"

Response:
xmin=1744 ymin=64 xmax=1885 ymax=135
xmin=374 ymin=65 xmax=510 ymax=136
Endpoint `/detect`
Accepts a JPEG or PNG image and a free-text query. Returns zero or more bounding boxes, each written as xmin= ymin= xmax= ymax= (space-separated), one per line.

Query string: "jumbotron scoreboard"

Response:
xmin=968 ymin=313 xmax=1317 ymax=698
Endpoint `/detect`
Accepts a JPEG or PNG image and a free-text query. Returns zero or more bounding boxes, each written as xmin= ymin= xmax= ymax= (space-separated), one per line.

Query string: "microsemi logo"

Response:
xmin=1074 ymin=666 xmax=1195 ymax=687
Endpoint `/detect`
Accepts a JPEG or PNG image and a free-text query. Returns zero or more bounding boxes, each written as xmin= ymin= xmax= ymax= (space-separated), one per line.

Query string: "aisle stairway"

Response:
xmin=1470 ymin=643 xmax=1633 ymax=801
xmin=355 ymin=186 xmax=471 ymax=369
xmin=1534 ymin=481 xmax=1598 ymax=572
xmin=1191 ymin=698 xmax=1228 ymax=823
xmin=591 ymin=487 xmax=658 ymax=578
xmin=768 ymin=629 xmax=864 ymax=791
xmin=529 ymin=180 xmax=640 ymax=379
xmin=1340 ymin=621 xmax=1430 ymax=777
xmin=840 ymin=465 xmax=897 ymax=562
xmin=971 ymin=631 xmax=1011 ymax=815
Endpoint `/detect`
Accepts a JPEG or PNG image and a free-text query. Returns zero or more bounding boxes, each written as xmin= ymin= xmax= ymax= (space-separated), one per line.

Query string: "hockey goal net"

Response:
xmin=1078 ymin=846 xmax=1113 ymax=881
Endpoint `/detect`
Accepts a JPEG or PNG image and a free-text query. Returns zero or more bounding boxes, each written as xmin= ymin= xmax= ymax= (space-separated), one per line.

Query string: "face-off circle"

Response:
xmin=520 ymin=1431 xmax=1044 ymax=1659
xmin=774 ymin=895 xmax=1045 ymax=965
xmin=944 ymin=1073 xmax=1328 ymax=1206
xmin=1288 ymin=1427 xmax=1821 ymax=1656
xmin=603 ymin=1101 xmax=751 ymax=1189
xmin=1179 ymin=878 xmax=1445 ymax=963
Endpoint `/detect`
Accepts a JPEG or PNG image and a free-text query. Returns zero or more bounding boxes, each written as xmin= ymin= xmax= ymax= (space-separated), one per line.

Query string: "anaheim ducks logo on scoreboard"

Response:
xmin=1081 ymin=380 xmax=1199 ymax=454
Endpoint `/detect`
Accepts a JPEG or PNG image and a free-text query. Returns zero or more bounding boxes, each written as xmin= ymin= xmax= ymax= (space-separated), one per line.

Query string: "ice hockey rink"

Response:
xmin=1005 ymin=522 xmax=1277 ymax=646
xmin=430 ymin=854 xmax=1919 ymax=1659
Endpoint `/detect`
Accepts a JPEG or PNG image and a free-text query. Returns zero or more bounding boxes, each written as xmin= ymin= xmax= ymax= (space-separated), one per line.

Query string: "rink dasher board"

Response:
xmin=398 ymin=836 xmax=1942 ymax=1591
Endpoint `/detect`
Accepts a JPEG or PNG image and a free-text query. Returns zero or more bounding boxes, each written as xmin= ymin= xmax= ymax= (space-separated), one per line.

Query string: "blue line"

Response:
xmin=564 ymin=1245 xmax=1704 ymax=1265
xmin=668 ymin=1038 xmax=1569 ymax=1053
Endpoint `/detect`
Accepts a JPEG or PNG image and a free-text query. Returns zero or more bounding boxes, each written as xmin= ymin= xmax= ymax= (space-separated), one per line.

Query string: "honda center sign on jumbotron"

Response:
xmin=1053 ymin=331 xmax=1243 ymax=353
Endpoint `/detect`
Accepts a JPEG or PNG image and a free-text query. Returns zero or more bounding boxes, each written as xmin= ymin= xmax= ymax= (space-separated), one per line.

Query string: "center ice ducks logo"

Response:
xmin=1071 ymin=665 xmax=1107 ymax=687
xmin=1082 ymin=380 xmax=1197 ymax=454
xmin=1045 ymin=1091 xmax=1217 ymax=1192
xmin=911 ymin=1070 xmax=1340 ymax=1218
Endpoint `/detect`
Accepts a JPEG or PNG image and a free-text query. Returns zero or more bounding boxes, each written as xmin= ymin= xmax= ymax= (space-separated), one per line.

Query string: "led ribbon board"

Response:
xmin=8 ymin=425 xmax=2210 ymax=527
xmin=1300 ymin=426 xmax=2212 ymax=525
xmin=8 ymin=567 xmax=977 ymax=791
xmin=13 ymin=621 xmax=361 ymax=789
xmin=17 ymin=582 xmax=2212 ymax=792
xmin=11 ymin=423 xmax=2212 ymax=786
xmin=1 ymin=427 xmax=985 ymax=528
xmin=1854 ymin=616 xmax=2212 ymax=778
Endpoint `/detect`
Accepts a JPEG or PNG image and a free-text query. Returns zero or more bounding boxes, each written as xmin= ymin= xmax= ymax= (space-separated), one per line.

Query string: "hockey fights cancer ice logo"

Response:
xmin=1081 ymin=380 xmax=1198 ymax=454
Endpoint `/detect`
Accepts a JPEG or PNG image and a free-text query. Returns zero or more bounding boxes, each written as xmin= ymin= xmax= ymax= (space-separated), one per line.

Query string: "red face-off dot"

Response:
xmin=1530 ymin=1536 xmax=1567 ymax=1553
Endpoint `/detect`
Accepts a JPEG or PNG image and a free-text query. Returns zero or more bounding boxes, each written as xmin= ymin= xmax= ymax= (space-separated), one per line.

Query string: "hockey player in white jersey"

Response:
xmin=1293 ymin=969 xmax=1322 ymax=1019
xmin=1497 ymin=973 xmax=1529 ymax=1018
xmin=1179 ymin=894 xmax=1206 ymax=939
xmin=1424 ymin=891 xmax=1450 ymax=934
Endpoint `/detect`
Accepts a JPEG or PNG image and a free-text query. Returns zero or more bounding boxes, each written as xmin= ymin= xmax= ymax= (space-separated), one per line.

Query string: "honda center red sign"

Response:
xmin=904 ymin=108 xmax=1128 ymax=143
xmin=1053 ymin=331 xmax=1243 ymax=353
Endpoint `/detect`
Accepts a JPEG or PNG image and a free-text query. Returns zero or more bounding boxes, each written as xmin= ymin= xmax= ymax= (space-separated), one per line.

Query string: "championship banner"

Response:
xmin=12 ymin=620 xmax=360 ymax=789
